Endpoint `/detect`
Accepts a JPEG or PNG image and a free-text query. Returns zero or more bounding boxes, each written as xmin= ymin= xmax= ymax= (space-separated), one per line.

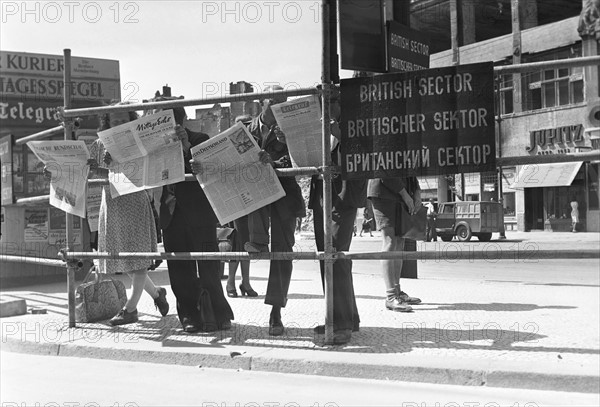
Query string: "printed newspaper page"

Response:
xmin=191 ymin=122 xmax=285 ymax=225
xmin=271 ymin=95 xmax=323 ymax=167
xmin=86 ymin=184 xmax=103 ymax=232
xmin=27 ymin=140 xmax=90 ymax=218
xmin=97 ymin=110 xmax=185 ymax=197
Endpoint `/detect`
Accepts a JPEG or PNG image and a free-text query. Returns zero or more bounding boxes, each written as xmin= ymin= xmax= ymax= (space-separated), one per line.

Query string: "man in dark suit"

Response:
xmin=309 ymin=90 xmax=364 ymax=344
xmin=245 ymin=86 xmax=305 ymax=336
xmin=159 ymin=106 xmax=234 ymax=333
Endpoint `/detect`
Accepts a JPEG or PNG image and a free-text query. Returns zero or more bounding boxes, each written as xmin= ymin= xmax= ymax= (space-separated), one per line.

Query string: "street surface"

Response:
xmin=1 ymin=231 xmax=598 ymax=402
xmin=2 ymin=351 xmax=598 ymax=407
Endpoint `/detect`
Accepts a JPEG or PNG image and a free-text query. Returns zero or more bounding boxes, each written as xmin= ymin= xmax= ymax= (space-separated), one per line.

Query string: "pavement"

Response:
xmin=1 ymin=231 xmax=599 ymax=394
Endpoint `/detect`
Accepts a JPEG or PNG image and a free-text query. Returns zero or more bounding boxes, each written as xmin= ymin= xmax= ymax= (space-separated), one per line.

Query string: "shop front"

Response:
xmin=514 ymin=162 xmax=598 ymax=232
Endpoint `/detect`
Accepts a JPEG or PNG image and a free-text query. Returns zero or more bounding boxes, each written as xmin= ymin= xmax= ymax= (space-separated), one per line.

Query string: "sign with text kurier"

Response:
xmin=340 ymin=62 xmax=496 ymax=180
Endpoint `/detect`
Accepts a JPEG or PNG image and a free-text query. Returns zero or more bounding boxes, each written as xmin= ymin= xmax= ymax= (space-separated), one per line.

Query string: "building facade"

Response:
xmin=410 ymin=0 xmax=599 ymax=232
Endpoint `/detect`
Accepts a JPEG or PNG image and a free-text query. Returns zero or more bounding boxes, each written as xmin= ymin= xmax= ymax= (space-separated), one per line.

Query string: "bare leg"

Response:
xmin=143 ymin=274 xmax=159 ymax=299
xmin=125 ymin=269 xmax=148 ymax=312
xmin=394 ymin=237 xmax=405 ymax=285
xmin=380 ymin=226 xmax=398 ymax=291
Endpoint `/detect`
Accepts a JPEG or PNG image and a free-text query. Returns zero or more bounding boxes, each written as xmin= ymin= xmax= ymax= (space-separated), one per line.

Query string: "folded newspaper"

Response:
xmin=27 ymin=140 xmax=90 ymax=218
xmin=191 ymin=122 xmax=285 ymax=225
xmin=97 ymin=110 xmax=185 ymax=198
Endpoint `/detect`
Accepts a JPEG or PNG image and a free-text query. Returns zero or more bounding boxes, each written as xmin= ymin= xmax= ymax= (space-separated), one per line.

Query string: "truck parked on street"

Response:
xmin=435 ymin=201 xmax=504 ymax=242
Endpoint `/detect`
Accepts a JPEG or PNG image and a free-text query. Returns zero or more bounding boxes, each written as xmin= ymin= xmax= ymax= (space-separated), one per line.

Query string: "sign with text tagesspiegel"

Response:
xmin=340 ymin=62 xmax=496 ymax=180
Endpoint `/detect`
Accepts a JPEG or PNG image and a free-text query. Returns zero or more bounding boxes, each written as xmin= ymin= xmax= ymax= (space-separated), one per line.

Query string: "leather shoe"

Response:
xmin=269 ymin=315 xmax=284 ymax=336
xmin=333 ymin=329 xmax=352 ymax=345
xmin=181 ymin=319 xmax=199 ymax=333
xmin=154 ymin=287 xmax=169 ymax=316
xmin=109 ymin=308 xmax=138 ymax=326
xmin=385 ymin=298 xmax=413 ymax=312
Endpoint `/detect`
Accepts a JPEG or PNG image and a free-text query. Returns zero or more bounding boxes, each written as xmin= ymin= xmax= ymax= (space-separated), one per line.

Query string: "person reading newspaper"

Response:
xmin=47 ymin=104 xmax=169 ymax=326
xmin=222 ymin=85 xmax=305 ymax=336
xmin=308 ymin=87 xmax=364 ymax=344
xmin=150 ymin=101 xmax=234 ymax=333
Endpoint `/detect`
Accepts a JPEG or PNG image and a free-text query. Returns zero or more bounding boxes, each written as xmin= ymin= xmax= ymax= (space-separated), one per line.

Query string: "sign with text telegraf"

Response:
xmin=387 ymin=21 xmax=430 ymax=73
xmin=340 ymin=62 xmax=496 ymax=179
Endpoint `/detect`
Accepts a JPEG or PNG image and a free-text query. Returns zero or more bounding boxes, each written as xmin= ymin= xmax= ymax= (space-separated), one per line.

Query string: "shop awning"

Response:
xmin=511 ymin=162 xmax=583 ymax=189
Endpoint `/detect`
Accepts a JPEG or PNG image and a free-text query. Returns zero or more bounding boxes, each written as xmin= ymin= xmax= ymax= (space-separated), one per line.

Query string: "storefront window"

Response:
xmin=503 ymin=192 xmax=515 ymax=216
xmin=25 ymin=149 xmax=50 ymax=197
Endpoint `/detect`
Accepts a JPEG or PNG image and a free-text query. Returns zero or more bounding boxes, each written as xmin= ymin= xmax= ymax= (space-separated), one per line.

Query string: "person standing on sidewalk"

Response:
xmin=245 ymin=85 xmax=306 ymax=336
xmin=87 ymin=105 xmax=169 ymax=326
xmin=225 ymin=115 xmax=259 ymax=298
xmin=425 ymin=198 xmax=438 ymax=242
xmin=155 ymin=104 xmax=234 ymax=333
xmin=309 ymin=88 xmax=364 ymax=344
xmin=367 ymin=177 xmax=422 ymax=312
xmin=570 ymin=197 xmax=579 ymax=233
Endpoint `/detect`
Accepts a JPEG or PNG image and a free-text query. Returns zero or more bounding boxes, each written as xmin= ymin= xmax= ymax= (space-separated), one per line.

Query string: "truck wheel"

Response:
xmin=477 ymin=233 xmax=492 ymax=242
xmin=456 ymin=225 xmax=472 ymax=242
xmin=440 ymin=234 xmax=453 ymax=242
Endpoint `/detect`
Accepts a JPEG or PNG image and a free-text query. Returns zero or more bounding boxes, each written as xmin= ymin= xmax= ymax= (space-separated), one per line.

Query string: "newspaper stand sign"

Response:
xmin=340 ymin=62 xmax=496 ymax=180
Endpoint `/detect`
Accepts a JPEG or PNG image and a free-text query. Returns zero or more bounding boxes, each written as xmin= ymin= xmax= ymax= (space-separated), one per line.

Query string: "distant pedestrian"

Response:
xmin=570 ymin=197 xmax=579 ymax=233
xmin=360 ymin=208 xmax=374 ymax=237
xmin=425 ymin=198 xmax=437 ymax=242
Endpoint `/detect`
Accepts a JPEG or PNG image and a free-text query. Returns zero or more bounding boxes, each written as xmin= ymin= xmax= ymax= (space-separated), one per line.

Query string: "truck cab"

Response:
xmin=435 ymin=201 xmax=504 ymax=242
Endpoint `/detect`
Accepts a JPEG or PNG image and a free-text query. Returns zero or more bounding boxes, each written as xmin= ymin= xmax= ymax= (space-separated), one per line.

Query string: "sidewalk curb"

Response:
xmin=3 ymin=336 xmax=598 ymax=394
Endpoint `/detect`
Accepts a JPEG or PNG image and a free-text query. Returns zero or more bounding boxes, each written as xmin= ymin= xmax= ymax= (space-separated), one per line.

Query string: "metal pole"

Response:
xmin=495 ymin=75 xmax=507 ymax=239
xmin=494 ymin=55 xmax=600 ymax=74
xmin=63 ymin=49 xmax=77 ymax=328
xmin=15 ymin=126 xmax=64 ymax=146
xmin=321 ymin=0 xmax=335 ymax=345
xmin=62 ymin=88 xmax=319 ymax=118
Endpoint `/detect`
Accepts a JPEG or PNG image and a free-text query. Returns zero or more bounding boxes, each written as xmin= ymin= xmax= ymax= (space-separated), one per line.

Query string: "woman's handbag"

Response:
xmin=396 ymin=204 xmax=428 ymax=241
xmin=216 ymin=227 xmax=235 ymax=253
xmin=75 ymin=268 xmax=127 ymax=323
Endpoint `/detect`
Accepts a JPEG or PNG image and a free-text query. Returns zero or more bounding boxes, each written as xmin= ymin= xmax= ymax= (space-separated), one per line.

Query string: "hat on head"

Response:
xmin=263 ymin=85 xmax=286 ymax=104
xmin=235 ymin=114 xmax=253 ymax=125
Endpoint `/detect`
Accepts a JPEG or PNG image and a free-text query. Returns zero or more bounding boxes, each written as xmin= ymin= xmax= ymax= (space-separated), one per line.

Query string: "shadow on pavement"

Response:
xmin=425 ymin=302 xmax=576 ymax=311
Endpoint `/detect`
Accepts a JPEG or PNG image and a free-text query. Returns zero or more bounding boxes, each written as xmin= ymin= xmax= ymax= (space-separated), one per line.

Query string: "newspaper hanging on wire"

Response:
xmin=96 ymin=110 xmax=185 ymax=197
xmin=191 ymin=122 xmax=285 ymax=225
xmin=270 ymin=95 xmax=323 ymax=168
xmin=26 ymin=140 xmax=90 ymax=218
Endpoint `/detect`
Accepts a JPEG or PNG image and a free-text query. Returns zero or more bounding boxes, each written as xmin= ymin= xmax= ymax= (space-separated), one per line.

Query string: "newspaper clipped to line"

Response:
xmin=97 ymin=110 xmax=185 ymax=198
xmin=271 ymin=94 xmax=323 ymax=168
xmin=191 ymin=122 xmax=285 ymax=225
xmin=27 ymin=140 xmax=90 ymax=218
